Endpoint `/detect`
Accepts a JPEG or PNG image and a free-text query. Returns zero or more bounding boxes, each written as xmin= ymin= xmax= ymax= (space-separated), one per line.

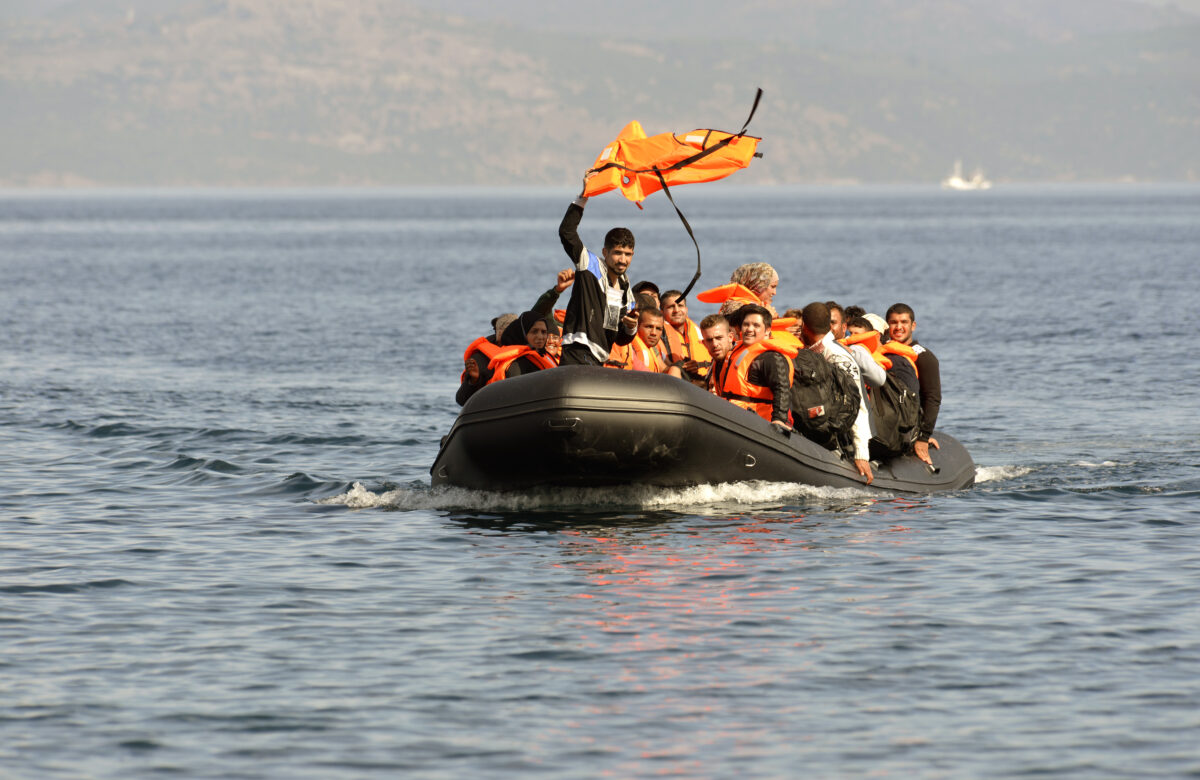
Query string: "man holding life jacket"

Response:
xmin=886 ymin=303 xmax=941 ymax=467
xmin=660 ymin=289 xmax=712 ymax=385
xmin=558 ymin=183 xmax=638 ymax=366
xmin=797 ymin=301 xmax=873 ymax=484
xmin=717 ymin=304 xmax=793 ymax=432
xmin=632 ymin=280 xmax=661 ymax=310
xmin=699 ymin=314 xmax=734 ymax=395
xmin=606 ymin=307 xmax=681 ymax=377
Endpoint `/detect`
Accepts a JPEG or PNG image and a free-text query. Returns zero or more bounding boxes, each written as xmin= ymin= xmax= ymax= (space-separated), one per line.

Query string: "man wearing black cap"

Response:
xmin=632 ymin=281 xmax=660 ymax=310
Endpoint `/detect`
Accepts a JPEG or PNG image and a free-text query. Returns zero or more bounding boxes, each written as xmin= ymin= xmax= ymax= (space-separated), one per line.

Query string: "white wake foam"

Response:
xmin=974 ymin=465 xmax=1033 ymax=483
xmin=316 ymin=480 xmax=877 ymax=513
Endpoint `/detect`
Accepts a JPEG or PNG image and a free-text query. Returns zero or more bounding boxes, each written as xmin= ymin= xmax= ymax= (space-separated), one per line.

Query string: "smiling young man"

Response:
xmin=557 ymin=183 xmax=639 ymax=366
xmin=885 ymin=303 xmax=941 ymax=467
xmin=716 ymin=304 xmax=793 ymax=431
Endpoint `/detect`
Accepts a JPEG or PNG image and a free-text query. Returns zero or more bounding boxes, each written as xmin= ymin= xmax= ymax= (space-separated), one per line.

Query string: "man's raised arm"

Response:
xmin=558 ymin=195 xmax=589 ymax=269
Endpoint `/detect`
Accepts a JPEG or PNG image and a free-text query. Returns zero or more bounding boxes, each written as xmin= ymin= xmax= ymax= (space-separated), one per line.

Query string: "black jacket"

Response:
xmin=558 ymin=200 xmax=635 ymax=365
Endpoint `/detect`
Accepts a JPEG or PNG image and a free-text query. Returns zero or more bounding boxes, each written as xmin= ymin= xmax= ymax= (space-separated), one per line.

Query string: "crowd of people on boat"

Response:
xmin=457 ymin=189 xmax=943 ymax=485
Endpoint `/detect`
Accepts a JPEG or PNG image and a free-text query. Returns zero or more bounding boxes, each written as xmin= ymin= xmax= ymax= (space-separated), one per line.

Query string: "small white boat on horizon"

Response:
xmin=942 ymin=160 xmax=992 ymax=190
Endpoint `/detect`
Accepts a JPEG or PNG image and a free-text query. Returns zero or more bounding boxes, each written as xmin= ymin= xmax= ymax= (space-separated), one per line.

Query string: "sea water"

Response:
xmin=2 ymin=185 xmax=1198 ymax=778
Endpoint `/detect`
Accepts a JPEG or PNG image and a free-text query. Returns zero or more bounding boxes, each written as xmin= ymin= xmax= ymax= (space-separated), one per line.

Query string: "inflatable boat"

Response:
xmin=431 ymin=366 xmax=975 ymax=493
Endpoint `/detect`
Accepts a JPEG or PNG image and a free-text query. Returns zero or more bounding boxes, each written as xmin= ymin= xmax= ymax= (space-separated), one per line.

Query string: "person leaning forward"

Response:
xmin=557 ymin=179 xmax=638 ymax=366
xmin=456 ymin=312 xmax=517 ymax=406
xmin=797 ymin=301 xmax=874 ymax=485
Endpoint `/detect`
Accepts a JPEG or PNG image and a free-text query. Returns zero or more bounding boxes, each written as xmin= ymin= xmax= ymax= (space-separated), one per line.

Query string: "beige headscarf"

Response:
xmin=729 ymin=262 xmax=778 ymax=315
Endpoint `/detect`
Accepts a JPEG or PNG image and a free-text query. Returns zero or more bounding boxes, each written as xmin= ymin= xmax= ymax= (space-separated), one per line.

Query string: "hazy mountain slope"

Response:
xmin=2 ymin=0 xmax=1196 ymax=186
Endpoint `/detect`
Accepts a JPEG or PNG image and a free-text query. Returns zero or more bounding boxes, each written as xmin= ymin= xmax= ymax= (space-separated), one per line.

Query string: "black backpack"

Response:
xmin=868 ymin=375 xmax=921 ymax=459
xmin=790 ymin=350 xmax=861 ymax=449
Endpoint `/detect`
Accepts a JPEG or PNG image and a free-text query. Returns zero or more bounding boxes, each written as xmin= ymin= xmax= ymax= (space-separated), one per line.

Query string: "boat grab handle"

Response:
xmin=547 ymin=417 xmax=581 ymax=431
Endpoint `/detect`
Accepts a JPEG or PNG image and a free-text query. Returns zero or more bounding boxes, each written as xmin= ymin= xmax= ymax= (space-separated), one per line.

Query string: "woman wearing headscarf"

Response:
xmin=487 ymin=310 xmax=558 ymax=383
xmin=697 ymin=261 xmax=781 ymax=318
xmin=729 ymin=262 xmax=779 ymax=314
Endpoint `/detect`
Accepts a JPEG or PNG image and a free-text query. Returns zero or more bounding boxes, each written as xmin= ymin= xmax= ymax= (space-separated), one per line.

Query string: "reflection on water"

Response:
xmin=3 ymin=188 xmax=1200 ymax=778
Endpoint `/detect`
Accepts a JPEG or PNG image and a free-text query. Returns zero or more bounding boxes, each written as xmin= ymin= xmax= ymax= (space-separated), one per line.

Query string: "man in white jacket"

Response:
xmin=797 ymin=302 xmax=874 ymax=485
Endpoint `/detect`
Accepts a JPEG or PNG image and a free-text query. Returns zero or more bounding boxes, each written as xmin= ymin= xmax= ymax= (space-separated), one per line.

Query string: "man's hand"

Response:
xmin=680 ymin=359 xmax=700 ymax=375
xmin=554 ymin=269 xmax=575 ymax=293
xmin=465 ymin=359 xmax=480 ymax=384
xmin=620 ymin=309 xmax=639 ymax=332
xmin=913 ymin=437 xmax=940 ymax=467
xmin=854 ymin=459 xmax=874 ymax=485
xmin=770 ymin=420 xmax=792 ymax=435
xmin=580 ymin=171 xmax=596 ymax=197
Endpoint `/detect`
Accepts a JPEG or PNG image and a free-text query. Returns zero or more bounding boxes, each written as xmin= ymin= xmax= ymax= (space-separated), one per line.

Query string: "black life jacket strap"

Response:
xmin=652 ymin=168 xmax=703 ymax=302
xmin=723 ymin=391 xmax=767 ymax=405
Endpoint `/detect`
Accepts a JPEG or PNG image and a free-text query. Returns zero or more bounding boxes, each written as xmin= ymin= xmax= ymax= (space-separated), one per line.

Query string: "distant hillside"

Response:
xmin=2 ymin=0 xmax=1197 ymax=186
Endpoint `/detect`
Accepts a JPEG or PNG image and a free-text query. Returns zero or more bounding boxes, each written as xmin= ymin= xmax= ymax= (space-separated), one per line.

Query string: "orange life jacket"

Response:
xmin=607 ymin=336 xmax=669 ymax=373
xmin=584 ymin=122 xmax=762 ymax=205
xmin=663 ymin=318 xmax=711 ymax=376
xmin=461 ymin=336 xmax=506 ymax=382
xmin=767 ymin=328 xmax=805 ymax=353
xmin=695 ymin=282 xmax=763 ymax=308
xmin=840 ymin=331 xmax=893 ymax=371
xmin=880 ymin=341 xmax=920 ymax=377
xmin=718 ymin=340 xmax=796 ymax=421
xmin=486 ymin=346 xmax=557 ymax=384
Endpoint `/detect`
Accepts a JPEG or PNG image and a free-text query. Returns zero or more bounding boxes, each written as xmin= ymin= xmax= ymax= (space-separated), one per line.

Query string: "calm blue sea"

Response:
xmin=2 ymin=185 xmax=1199 ymax=778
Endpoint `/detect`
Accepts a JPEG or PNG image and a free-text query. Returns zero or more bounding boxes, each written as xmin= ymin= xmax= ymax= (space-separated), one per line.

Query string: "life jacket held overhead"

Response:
xmin=580 ymin=88 xmax=763 ymax=301
xmin=583 ymin=122 xmax=762 ymax=205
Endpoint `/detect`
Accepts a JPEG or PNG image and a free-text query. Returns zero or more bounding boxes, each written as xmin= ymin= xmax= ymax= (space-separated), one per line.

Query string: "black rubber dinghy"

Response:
xmin=431 ymin=366 xmax=975 ymax=493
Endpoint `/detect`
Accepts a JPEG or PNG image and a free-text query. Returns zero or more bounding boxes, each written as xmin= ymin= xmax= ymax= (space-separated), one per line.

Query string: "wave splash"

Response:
xmin=317 ymin=480 xmax=877 ymax=512
xmin=975 ymin=465 xmax=1033 ymax=483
